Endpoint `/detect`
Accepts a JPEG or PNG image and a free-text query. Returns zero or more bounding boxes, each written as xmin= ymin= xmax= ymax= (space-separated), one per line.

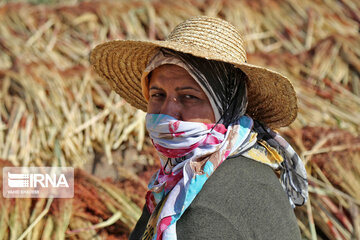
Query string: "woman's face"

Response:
xmin=147 ymin=64 xmax=215 ymax=124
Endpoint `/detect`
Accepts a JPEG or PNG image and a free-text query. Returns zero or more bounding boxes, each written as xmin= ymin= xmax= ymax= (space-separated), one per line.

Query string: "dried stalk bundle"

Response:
xmin=0 ymin=64 xmax=147 ymax=168
xmin=0 ymin=159 xmax=141 ymax=240
xmin=283 ymin=127 xmax=360 ymax=240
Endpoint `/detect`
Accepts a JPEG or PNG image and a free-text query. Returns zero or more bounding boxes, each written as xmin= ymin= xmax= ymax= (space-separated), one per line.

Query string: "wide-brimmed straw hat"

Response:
xmin=90 ymin=16 xmax=297 ymax=128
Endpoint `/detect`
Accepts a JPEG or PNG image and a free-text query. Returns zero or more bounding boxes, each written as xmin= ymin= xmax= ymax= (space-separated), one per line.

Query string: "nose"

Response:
xmin=160 ymin=97 xmax=182 ymax=120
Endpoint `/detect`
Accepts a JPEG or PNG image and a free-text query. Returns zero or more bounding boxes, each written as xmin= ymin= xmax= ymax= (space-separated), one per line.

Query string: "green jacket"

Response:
xmin=129 ymin=156 xmax=302 ymax=240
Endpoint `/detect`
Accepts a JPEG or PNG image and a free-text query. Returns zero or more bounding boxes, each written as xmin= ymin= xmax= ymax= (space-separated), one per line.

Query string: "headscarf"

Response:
xmin=140 ymin=49 xmax=308 ymax=240
xmin=141 ymin=49 xmax=248 ymax=127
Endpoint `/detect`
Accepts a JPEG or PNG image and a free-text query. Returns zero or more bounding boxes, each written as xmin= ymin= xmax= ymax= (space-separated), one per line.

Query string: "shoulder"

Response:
xmin=177 ymin=156 xmax=301 ymax=240
xmin=193 ymin=155 xmax=290 ymax=207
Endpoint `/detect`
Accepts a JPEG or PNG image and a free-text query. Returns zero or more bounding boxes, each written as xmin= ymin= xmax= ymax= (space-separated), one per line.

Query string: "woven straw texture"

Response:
xmin=90 ymin=16 xmax=297 ymax=128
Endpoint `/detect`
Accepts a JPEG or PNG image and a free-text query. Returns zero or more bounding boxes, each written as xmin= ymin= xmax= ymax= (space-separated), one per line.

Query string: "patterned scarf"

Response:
xmin=142 ymin=114 xmax=308 ymax=240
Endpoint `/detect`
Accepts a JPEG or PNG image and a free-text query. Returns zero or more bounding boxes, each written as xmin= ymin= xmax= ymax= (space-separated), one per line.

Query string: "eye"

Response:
xmin=150 ymin=92 xmax=165 ymax=99
xmin=181 ymin=94 xmax=199 ymax=101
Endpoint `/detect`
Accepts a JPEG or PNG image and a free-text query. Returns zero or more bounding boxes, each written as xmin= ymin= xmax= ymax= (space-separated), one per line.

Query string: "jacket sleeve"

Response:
xmin=177 ymin=204 xmax=244 ymax=240
xmin=177 ymin=156 xmax=302 ymax=240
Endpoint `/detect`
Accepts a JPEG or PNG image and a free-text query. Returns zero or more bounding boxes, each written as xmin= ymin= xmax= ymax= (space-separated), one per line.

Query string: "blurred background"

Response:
xmin=0 ymin=0 xmax=359 ymax=239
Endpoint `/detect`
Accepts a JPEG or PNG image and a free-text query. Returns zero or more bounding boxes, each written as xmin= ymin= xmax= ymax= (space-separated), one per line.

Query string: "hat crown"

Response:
xmin=166 ymin=16 xmax=247 ymax=64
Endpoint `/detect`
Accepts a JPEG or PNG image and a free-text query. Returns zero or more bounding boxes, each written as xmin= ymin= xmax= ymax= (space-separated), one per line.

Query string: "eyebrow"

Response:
xmin=175 ymin=86 xmax=201 ymax=92
xmin=149 ymin=86 xmax=201 ymax=92
xmin=149 ymin=86 xmax=162 ymax=91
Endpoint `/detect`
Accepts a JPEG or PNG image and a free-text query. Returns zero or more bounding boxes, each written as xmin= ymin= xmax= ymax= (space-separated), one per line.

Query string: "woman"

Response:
xmin=91 ymin=16 xmax=308 ymax=240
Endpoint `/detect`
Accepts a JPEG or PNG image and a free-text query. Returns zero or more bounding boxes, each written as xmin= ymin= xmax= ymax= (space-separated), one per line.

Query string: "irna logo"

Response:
xmin=7 ymin=172 xmax=69 ymax=188
xmin=3 ymin=167 xmax=74 ymax=198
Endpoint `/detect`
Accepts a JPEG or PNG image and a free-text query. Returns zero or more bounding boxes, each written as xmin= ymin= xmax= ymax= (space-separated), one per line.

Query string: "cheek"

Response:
xmin=147 ymin=101 xmax=158 ymax=114
xmin=182 ymin=103 xmax=215 ymax=123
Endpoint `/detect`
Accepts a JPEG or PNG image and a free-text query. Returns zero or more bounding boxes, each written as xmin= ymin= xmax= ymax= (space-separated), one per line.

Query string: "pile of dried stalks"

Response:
xmin=284 ymin=127 xmax=360 ymax=239
xmin=0 ymin=0 xmax=359 ymax=239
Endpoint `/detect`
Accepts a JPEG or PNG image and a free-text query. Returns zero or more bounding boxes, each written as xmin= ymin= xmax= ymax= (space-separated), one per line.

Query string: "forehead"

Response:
xmin=149 ymin=64 xmax=198 ymax=86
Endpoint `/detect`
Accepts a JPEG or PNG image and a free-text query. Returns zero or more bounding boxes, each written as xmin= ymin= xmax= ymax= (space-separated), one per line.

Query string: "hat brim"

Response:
xmin=90 ymin=39 xmax=297 ymax=128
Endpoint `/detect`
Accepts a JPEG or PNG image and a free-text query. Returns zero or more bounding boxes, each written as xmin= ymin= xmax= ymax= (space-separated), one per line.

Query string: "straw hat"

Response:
xmin=90 ymin=16 xmax=297 ymax=128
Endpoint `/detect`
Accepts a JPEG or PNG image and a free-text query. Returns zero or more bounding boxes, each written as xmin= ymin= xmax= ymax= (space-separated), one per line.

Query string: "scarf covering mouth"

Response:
xmin=143 ymin=114 xmax=308 ymax=240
